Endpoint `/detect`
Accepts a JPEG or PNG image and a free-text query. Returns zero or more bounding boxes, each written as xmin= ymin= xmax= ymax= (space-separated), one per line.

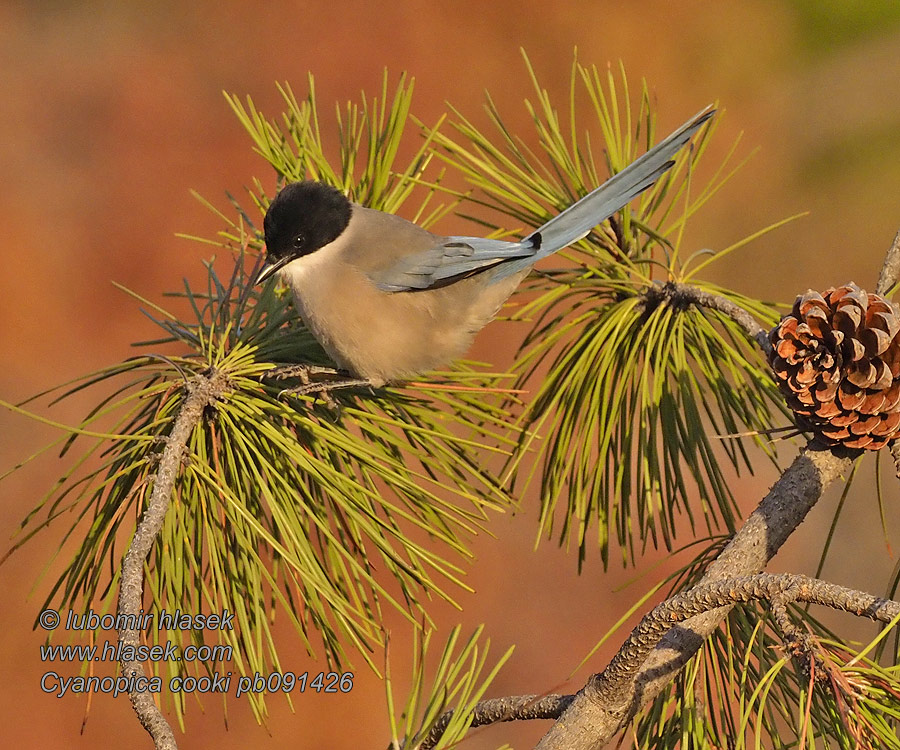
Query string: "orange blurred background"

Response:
xmin=2 ymin=2 xmax=900 ymax=748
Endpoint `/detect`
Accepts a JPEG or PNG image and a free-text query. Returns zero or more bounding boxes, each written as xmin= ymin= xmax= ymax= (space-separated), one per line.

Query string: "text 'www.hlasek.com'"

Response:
xmin=37 ymin=608 xmax=354 ymax=698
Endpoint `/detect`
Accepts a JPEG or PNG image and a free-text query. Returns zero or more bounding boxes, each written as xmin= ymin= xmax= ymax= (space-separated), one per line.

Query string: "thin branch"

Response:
xmin=890 ymin=440 xmax=900 ymax=480
xmin=534 ymin=441 xmax=856 ymax=750
xmin=530 ymin=230 xmax=900 ymax=748
xmin=875 ymin=227 xmax=900 ymax=295
xmin=419 ymin=572 xmax=896 ymax=749
xmin=769 ymin=582 xmax=804 ymax=644
xmin=663 ymin=281 xmax=773 ymax=358
xmin=418 ymin=694 xmax=573 ymax=750
xmin=116 ymin=370 xmax=228 ymax=750
xmin=589 ymin=573 xmax=898 ymax=707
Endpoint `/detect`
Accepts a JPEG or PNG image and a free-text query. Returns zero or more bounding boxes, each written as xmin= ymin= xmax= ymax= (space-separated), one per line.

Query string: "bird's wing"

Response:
xmin=367 ymin=236 xmax=536 ymax=291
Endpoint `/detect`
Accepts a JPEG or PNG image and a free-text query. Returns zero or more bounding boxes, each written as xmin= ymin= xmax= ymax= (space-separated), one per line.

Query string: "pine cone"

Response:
xmin=768 ymin=283 xmax=900 ymax=450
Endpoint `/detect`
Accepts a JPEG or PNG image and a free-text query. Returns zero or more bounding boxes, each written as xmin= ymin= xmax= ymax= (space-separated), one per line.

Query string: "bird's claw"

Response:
xmin=266 ymin=364 xmax=340 ymax=382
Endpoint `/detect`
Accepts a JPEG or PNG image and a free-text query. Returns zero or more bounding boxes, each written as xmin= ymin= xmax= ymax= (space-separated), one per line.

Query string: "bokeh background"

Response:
xmin=2 ymin=1 xmax=900 ymax=748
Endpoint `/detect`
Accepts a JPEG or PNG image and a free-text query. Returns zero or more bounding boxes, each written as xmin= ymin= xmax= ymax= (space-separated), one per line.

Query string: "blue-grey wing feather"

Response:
xmin=371 ymin=237 xmax=536 ymax=291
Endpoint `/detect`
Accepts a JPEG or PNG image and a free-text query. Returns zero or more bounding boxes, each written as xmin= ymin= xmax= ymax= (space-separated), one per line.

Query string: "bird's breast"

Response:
xmin=279 ymin=253 xmax=521 ymax=385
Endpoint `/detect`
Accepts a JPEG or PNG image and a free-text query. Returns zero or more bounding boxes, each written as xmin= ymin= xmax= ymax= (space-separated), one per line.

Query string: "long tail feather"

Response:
xmin=526 ymin=106 xmax=714 ymax=258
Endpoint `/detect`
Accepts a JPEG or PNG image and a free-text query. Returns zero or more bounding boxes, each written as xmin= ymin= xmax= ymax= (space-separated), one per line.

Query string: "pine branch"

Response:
xmin=533 ymin=411 xmax=854 ymax=747
xmin=117 ymin=370 xmax=229 ymax=750
xmin=418 ymin=694 xmax=573 ymax=750
xmin=417 ymin=572 xmax=897 ymax=750
xmin=875 ymin=227 xmax=900 ymax=295
xmin=588 ymin=573 xmax=899 ymax=710
xmin=527 ymin=230 xmax=900 ymax=748
xmin=658 ymin=281 xmax=773 ymax=358
xmin=877 ymin=226 xmax=900 ymax=477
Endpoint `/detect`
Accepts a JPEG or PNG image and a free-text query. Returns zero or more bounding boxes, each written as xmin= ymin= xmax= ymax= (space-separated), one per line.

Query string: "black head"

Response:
xmin=255 ymin=181 xmax=352 ymax=284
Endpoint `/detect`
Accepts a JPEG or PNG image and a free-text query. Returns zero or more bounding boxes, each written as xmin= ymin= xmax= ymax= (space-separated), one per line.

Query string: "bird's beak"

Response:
xmin=254 ymin=254 xmax=291 ymax=286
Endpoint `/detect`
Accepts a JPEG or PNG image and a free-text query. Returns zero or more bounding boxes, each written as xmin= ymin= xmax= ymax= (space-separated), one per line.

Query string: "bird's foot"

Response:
xmin=266 ymin=364 xmax=341 ymax=382
xmin=262 ymin=365 xmax=374 ymax=410
xmin=277 ymin=377 xmax=372 ymax=398
xmin=278 ymin=377 xmax=374 ymax=411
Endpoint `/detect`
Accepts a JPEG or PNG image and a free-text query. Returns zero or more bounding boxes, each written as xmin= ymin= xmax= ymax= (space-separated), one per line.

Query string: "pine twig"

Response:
xmin=529 ymin=228 xmax=900 ymax=749
xmin=875 ymin=227 xmax=900 ymax=295
xmin=588 ymin=573 xmax=898 ymax=709
xmin=534 ymin=442 xmax=855 ymax=750
xmin=418 ymin=694 xmax=573 ymax=750
xmin=116 ymin=370 xmax=229 ymax=750
xmin=419 ymin=572 xmax=897 ymax=749
xmin=661 ymin=281 xmax=773 ymax=358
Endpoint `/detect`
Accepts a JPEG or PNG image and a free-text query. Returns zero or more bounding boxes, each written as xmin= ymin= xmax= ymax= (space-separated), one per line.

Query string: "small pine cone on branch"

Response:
xmin=768 ymin=283 xmax=900 ymax=450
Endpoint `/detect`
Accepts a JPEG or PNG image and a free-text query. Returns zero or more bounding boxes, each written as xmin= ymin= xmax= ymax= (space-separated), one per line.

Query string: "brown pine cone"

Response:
xmin=768 ymin=283 xmax=900 ymax=450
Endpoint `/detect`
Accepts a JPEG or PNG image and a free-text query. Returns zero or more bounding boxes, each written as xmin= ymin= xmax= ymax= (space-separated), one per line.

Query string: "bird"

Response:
xmin=255 ymin=107 xmax=713 ymax=389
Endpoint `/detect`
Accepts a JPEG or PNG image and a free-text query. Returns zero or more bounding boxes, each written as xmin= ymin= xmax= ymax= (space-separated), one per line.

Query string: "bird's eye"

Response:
xmin=292 ymin=234 xmax=305 ymax=250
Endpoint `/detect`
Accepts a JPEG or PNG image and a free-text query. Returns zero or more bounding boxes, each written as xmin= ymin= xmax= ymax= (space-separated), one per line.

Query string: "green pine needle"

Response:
xmin=386 ymin=624 xmax=514 ymax=750
xmin=433 ymin=50 xmax=791 ymax=568
xmin=4 ymin=71 xmax=518 ymax=724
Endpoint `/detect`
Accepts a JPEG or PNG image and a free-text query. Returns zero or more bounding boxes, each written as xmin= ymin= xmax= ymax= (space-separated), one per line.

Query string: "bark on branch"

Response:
xmin=418 ymin=694 xmax=574 ymax=750
xmin=876 ymin=227 xmax=900 ymax=296
xmin=116 ymin=370 xmax=228 ymax=750
xmin=589 ymin=573 xmax=899 ymax=708
xmin=661 ymin=281 xmax=774 ymax=358
xmin=531 ymin=260 xmax=897 ymax=748
xmin=418 ymin=571 xmax=895 ymax=750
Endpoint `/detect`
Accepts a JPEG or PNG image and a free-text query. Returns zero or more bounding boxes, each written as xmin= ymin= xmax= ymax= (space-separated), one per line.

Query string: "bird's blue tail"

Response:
xmin=525 ymin=106 xmax=714 ymax=260
xmin=371 ymin=107 xmax=715 ymax=292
